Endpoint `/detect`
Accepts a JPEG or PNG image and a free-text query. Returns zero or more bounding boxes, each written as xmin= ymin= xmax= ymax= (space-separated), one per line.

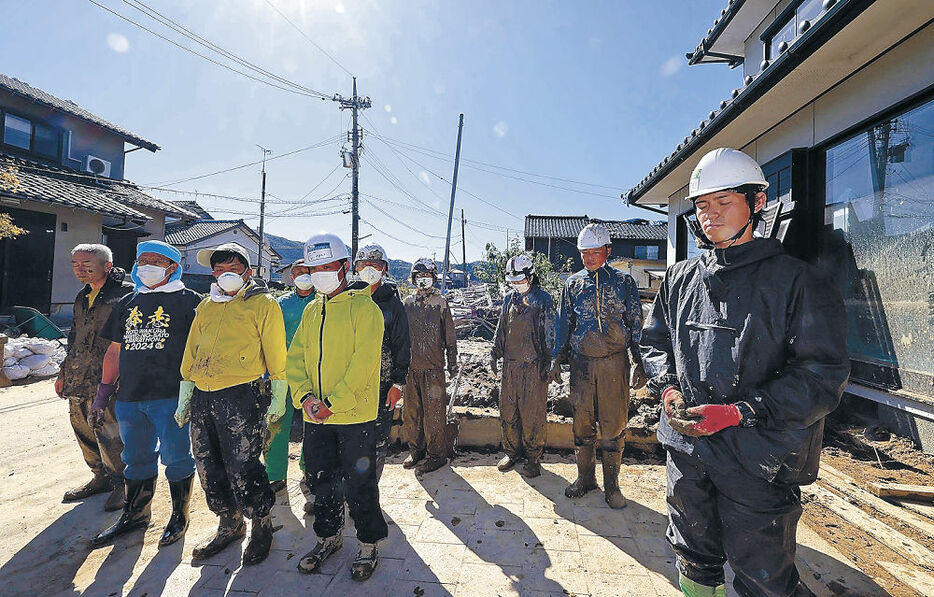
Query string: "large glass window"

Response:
xmin=3 ymin=113 xmax=31 ymax=150
xmin=820 ymin=97 xmax=934 ymax=393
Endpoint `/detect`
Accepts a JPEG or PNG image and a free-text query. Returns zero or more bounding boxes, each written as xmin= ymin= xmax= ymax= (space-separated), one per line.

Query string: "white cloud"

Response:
xmin=390 ymin=116 xmax=398 ymax=125
xmin=106 ymin=33 xmax=130 ymax=54
xmin=384 ymin=104 xmax=392 ymax=112
xmin=433 ymin=80 xmax=446 ymax=95
xmin=334 ymin=3 xmax=345 ymax=13
xmin=659 ymin=55 xmax=683 ymax=77
xmin=493 ymin=121 xmax=508 ymax=139
xmin=419 ymin=171 xmax=431 ymax=186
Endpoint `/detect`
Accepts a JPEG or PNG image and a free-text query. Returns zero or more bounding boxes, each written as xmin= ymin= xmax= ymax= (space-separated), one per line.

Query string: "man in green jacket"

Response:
xmin=287 ymin=232 xmax=387 ymax=581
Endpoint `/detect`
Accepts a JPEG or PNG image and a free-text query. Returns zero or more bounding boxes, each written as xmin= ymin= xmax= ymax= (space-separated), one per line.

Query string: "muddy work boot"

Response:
xmin=63 ymin=473 xmax=112 ymax=502
xmin=497 ymin=454 xmax=517 ymax=472
xmin=89 ymin=477 xmax=156 ymax=547
xmin=159 ymin=474 xmax=194 ymax=547
xmin=103 ymin=480 xmax=126 ymax=512
xmin=300 ymin=477 xmax=315 ymax=515
xmin=191 ymin=511 xmax=246 ymax=560
xmin=416 ymin=456 xmax=447 ymax=475
xmin=520 ymin=459 xmax=542 ymax=478
xmin=403 ymin=450 xmax=425 ymax=469
xmin=602 ymin=451 xmax=627 ymax=509
xmin=351 ymin=542 xmax=379 ymax=581
xmin=297 ymin=534 xmax=344 ymax=574
xmin=564 ymin=445 xmax=598 ymax=498
xmin=242 ymin=514 xmax=274 ymax=566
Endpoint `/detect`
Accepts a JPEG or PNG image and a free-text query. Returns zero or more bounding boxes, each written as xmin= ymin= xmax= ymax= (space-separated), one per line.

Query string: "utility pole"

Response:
xmin=461 ymin=208 xmax=466 ymax=275
xmin=441 ymin=113 xmax=465 ymax=294
xmin=256 ymin=144 xmax=271 ymax=279
xmin=334 ymin=77 xmax=371 ymax=257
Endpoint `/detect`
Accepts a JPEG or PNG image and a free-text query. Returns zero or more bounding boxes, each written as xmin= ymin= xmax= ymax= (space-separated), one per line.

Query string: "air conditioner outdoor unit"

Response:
xmin=84 ymin=155 xmax=112 ymax=178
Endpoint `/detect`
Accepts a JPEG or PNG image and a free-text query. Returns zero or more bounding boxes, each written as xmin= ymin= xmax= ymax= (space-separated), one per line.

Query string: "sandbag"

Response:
xmin=3 ymin=357 xmax=17 ymax=367
xmin=3 ymin=364 xmax=29 ymax=380
xmin=31 ymin=363 xmax=60 ymax=377
xmin=23 ymin=339 xmax=57 ymax=355
xmin=19 ymin=354 xmax=51 ymax=371
xmin=11 ymin=347 xmax=32 ymax=359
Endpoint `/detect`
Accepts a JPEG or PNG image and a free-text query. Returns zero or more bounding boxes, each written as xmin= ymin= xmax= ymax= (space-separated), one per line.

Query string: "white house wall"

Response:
xmin=178 ymin=228 xmax=276 ymax=281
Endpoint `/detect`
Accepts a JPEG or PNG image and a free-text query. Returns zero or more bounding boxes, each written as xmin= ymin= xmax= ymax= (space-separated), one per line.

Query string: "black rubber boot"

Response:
xmin=103 ymin=481 xmax=126 ymax=512
xmin=191 ymin=511 xmax=246 ymax=561
xmin=351 ymin=542 xmax=379 ymax=581
xmin=63 ymin=473 xmax=112 ymax=502
xmin=89 ymin=477 xmax=156 ymax=548
xmin=602 ymin=450 xmax=627 ymax=509
xmin=242 ymin=514 xmax=274 ymax=566
xmin=159 ymin=474 xmax=194 ymax=547
xmin=403 ymin=450 xmax=425 ymax=469
xmin=565 ymin=445 xmax=598 ymax=498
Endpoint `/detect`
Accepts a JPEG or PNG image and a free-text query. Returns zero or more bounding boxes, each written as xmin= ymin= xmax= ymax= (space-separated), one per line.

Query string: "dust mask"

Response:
xmin=415 ymin=276 xmax=434 ymax=290
xmin=136 ymin=265 xmax=168 ymax=288
xmin=358 ymin=266 xmax=383 ymax=285
xmin=513 ymin=281 xmax=531 ymax=294
xmin=311 ymin=269 xmax=343 ymax=295
xmin=216 ymin=272 xmax=246 ymax=293
xmin=294 ymin=274 xmax=314 ymax=291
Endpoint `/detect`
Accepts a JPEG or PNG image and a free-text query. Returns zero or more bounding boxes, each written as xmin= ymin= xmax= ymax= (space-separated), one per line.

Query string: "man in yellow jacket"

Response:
xmin=287 ymin=232 xmax=387 ymax=582
xmin=176 ymin=242 xmax=287 ymax=567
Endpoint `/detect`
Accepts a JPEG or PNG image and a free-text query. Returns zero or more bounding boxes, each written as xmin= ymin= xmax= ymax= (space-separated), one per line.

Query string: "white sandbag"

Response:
xmin=3 ymin=357 xmax=17 ymax=367
xmin=31 ymin=363 xmax=60 ymax=377
xmin=19 ymin=354 xmax=51 ymax=371
xmin=3 ymin=364 xmax=29 ymax=380
xmin=23 ymin=339 xmax=57 ymax=355
xmin=11 ymin=347 xmax=33 ymax=359
xmin=3 ymin=345 xmax=11 ymax=359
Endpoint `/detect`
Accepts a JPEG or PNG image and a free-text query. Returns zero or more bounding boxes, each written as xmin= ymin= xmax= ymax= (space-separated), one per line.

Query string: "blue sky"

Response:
xmin=5 ymin=0 xmax=740 ymax=262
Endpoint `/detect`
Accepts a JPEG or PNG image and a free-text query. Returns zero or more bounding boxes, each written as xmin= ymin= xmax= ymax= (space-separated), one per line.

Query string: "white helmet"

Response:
xmin=356 ymin=243 xmax=388 ymax=266
xmin=577 ymin=223 xmax=611 ymax=250
xmin=686 ymin=147 xmax=768 ymax=200
xmin=505 ymin=254 xmax=534 ymax=282
xmin=304 ymin=232 xmax=350 ymax=267
xmin=410 ymin=257 xmax=438 ymax=282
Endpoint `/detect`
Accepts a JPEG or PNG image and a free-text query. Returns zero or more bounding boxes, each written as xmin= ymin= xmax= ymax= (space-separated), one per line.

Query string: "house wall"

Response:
xmin=176 ymin=227 xmax=279 ymax=282
xmin=528 ymin=237 xmax=667 ymax=273
xmin=0 ymin=91 xmax=127 ymax=179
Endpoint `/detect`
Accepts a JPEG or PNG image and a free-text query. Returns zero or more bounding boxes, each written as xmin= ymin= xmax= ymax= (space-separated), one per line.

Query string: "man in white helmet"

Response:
xmin=551 ymin=222 xmax=646 ymax=509
xmin=490 ymin=254 xmax=555 ymax=477
xmin=640 ymin=147 xmax=848 ymax=597
xmin=286 ymin=232 xmax=387 ymax=580
xmin=351 ymin=243 xmax=411 ymax=481
xmin=402 ymin=257 xmax=458 ymax=474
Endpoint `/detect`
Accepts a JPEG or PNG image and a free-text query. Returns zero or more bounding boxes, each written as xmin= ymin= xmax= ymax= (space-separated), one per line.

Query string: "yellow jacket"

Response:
xmin=181 ymin=280 xmax=287 ymax=391
xmin=287 ymin=287 xmax=384 ymax=425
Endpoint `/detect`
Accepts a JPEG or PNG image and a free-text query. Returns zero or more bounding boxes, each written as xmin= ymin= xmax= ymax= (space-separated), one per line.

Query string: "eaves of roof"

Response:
xmin=686 ymin=0 xmax=748 ymax=66
xmin=625 ymin=0 xmax=873 ymax=206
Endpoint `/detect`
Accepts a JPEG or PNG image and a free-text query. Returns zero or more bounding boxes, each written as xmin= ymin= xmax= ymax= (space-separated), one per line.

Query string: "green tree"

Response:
xmin=474 ymin=238 xmax=572 ymax=299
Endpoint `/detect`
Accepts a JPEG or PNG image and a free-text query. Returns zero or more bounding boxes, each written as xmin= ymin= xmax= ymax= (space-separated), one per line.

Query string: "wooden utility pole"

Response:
xmin=441 ymin=113 xmax=464 ymax=293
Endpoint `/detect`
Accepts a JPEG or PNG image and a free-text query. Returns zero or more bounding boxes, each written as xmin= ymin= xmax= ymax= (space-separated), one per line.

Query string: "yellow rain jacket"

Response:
xmin=181 ymin=279 xmax=287 ymax=391
xmin=287 ymin=287 xmax=383 ymax=425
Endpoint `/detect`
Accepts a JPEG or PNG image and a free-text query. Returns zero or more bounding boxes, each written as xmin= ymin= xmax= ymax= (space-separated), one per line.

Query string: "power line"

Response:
xmin=362 ymin=199 xmax=448 ymax=240
xmin=262 ymin=0 xmax=355 ymax=78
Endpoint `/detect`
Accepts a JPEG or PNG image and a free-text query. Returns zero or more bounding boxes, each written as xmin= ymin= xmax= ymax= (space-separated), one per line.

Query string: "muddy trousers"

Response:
xmin=569 ymin=352 xmax=629 ymax=452
xmin=374 ymin=382 xmax=394 ymax=480
xmin=190 ymin=383 xmax=275 ymax=519
xmin=403 ymin=369 xmax=448 ymax=459
xmin=500 ymin=359 xmax=547 ymax=462
xmin=264 ymin=390 xmax=296 ymax=483
xmin=68 ymin=395 xmax=125 ymax=482
xmin=667 ymin=450 xmax=813 ymax=597
xmin=303 ymin=420 xmax=389 ymax=544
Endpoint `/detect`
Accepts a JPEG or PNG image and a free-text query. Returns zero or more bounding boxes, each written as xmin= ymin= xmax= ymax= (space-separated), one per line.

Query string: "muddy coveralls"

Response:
xmin=491 ymin=285 xmax=554 ymax=467
xmin=640 ymin=239 xmax=849 ymax=596
xmin=60 ymin=268 xmax=133 ymax=492
xmin=553 ymin=264 xmax=643 ymax=498
xmin=403 ymin=290 xmax=457 ymax=462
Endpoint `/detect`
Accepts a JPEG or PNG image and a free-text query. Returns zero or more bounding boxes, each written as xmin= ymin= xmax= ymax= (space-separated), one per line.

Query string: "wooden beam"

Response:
xmin=869 ymin=482 xmax=934 ymax=503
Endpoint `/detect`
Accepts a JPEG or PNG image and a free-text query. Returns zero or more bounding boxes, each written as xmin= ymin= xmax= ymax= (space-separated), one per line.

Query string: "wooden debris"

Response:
xmin=868 ymin=482 xmax=934 ymax=503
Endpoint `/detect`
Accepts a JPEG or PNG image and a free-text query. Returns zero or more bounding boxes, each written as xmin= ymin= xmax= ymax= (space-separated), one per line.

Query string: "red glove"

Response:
xmin=386 ymin=385 xmax=403 ymax=409
xmin=302 ymin=394 xmax=333 ymax=423
xmin=681 ymin=404 xmax=742 ymax=437
xmin=311 ymin=399 xmax=333 ymax=422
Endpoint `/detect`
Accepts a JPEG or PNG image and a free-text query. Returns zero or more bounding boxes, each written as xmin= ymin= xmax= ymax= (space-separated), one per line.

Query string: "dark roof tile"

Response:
xmin=525 ymin=215 xmax=667 ymax=241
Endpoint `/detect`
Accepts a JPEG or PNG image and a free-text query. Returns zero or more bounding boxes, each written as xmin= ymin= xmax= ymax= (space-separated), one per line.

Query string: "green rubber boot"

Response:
xmin=679 ymin=573 xmax=726 ymax=597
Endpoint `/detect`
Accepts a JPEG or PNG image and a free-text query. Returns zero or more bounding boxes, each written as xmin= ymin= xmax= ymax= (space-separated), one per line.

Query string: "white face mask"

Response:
xmin=216 ymin=271 xmax=246 ymax=293
xmin=293 ymin=273 xmax=314 ymax=291
xmin=415 ymin=276 xmax=434 ymax=289
xmin=357 ymin=266 xmax=383 ymax=285
xmin=513 ymin=281 xmax=531 ymax=294
xmin=311 ymin=269 xmax=343 ymax=295
xmin=137 ymin=264 xmax=168 ymax=288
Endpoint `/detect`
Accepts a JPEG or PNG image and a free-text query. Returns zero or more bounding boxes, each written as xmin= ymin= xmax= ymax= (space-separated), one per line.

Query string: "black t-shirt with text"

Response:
xmin=102 ymin=288 xmax=202 ymax=402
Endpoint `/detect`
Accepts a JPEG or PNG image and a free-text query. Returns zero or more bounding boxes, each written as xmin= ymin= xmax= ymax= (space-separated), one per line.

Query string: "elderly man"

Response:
xmin=57 ymin=244 xmax=133 ymax=511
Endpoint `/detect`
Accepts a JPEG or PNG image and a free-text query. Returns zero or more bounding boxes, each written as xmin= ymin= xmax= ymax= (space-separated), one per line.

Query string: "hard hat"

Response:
xmin=577 ymin=223 xmax=611 ymax=250
xmin=410 ymin=257 xmax=438 ymax=282
xmin=303 ymin=232 xmax=350 ymax=267
xmin=505 ymin=254 xmax=535 ymax=282
xmin=686 ymin=147 xmax=768 ymax=200
xmin=356 ymin=243 xmax=389 ymax=265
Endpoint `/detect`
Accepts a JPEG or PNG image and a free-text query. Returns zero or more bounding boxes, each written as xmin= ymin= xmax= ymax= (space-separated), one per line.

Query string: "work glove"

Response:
xmin=302 ymin=393 xmax=333 ymax=424
xmin=678 ymin=404 xmax=742 ymax=437
xmin=263 ymin=418 xmax=282 ymax=456
xmin=266 ymin=380 xmax=288 ymax=426
xmin=88 ymin=382 xmax=116 ymax=431
xmin=175 ymin=381 xmax=195 ymax=427
xmin=663 ymin=387 xmax=701 ymax=436
xmin=489 ymin=355 xmax=499 ymax=376
xmin=549 ymin=359 xmax=563 ymax=385
xmin=386 ymin=384 xmax=404 ymax=409
xmin=630 ymin=362 xmax=648 ymax=390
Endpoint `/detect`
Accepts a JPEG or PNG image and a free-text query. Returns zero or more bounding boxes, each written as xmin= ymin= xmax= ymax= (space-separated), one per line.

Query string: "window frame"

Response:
xmin=0 ymin=108 xmax=62 ymax=160
xmin=761 ymin=0 xmax=827 ymax=61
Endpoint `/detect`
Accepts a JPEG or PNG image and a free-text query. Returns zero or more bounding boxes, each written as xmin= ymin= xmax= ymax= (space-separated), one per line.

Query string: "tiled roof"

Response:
xmin=0 ymin=74 xmax=159 ymax=152
xmin=525 ymin=215 xmax=667 ymax=241
xmin=0 ymin=154 xmax=197 ymax=220
xmin=165 ymin=219 xmax=243 ymax=245
xmin=170 ymin=200 xmax=213 ymax=219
